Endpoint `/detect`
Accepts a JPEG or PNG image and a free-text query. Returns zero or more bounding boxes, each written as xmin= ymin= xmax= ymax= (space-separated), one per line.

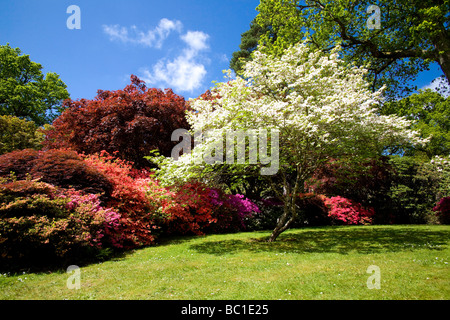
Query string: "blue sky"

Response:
xmin=1 ymin=0 xmax=260 ymax=100
xmin=0 ymin=0 xmax=445 ymax=101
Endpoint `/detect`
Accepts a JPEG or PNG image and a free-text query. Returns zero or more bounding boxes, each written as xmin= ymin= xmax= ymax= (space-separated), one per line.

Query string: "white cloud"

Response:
xmin=181 ymin=31 xmax=209 ymax=51
xmin=102 ymin=18 xmax=182 ymax=48
xmin=141 ymin=31 xmax=210 ymax=92
xmin=103 ymin=19 xmax=210 ymax=93
xmin=421 ymin=78 xmax=440 ymax=91
xmin=102 ymin=25 xmax=129 ymax=42
xmin=142 ymin=57 xmax=207 ymax=92
xmin=420 ymin=76 xmax=450 ymax=98
xmin=219 ymin=53 xmax=229 ymax=63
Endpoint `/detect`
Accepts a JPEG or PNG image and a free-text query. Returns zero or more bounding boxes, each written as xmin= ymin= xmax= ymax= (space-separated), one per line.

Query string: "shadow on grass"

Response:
xmin=189 ymin=226 xmax=450 ymax=256
xmin=0 ymin=248 xmax=132 ymax=275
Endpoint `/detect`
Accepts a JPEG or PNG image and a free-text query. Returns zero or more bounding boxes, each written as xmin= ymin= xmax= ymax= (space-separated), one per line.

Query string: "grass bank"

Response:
xmin=1 ymin=225 xmax=449 ymax=300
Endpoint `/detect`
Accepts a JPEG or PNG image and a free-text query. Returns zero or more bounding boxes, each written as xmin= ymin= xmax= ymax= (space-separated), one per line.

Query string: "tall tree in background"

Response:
xmin=0 ymin=44 xmax=69 ymax=126
xmin=230 ymin=18 xmax=273 ymax=75
xmin=43 ymin=75 xmax=190 ymax=168
xmin=380 ymin=89 xmax=450 ymax=158
xmin=252 ymin=0 xmax=449 ymax=99
xmin=0 ymin=115 xmax=43 ymax=155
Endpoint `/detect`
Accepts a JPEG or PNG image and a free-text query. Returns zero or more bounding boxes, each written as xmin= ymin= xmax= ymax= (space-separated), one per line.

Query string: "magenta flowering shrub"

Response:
xmin=324 ymin=196 xmax=374 ymax=225
xmin=208 ymin=188 xmax=224 ymax=207
xmin=433 ymin=197 xmax=450 ymax=224
xmin=226 ymin=193 xmax=260 ymax=225
xmin=206 ymin=188 xmax=260 ymax=233
xmin=152 ymin=182 xmax=260 ymax=235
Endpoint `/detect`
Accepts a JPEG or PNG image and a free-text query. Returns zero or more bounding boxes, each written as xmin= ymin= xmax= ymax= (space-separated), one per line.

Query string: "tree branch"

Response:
xmin=333 ymin=16 xmax=433 ymax=61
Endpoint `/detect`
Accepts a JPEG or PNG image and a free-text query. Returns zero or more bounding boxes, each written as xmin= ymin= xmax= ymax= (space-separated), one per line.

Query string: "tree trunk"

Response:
xmin=432 ymin=29 xmax=450 ymax=83
xmin=268 ymin=201 xmax=298 ymax=242
xmin=267 ymin=166 xmax=305 ymax=242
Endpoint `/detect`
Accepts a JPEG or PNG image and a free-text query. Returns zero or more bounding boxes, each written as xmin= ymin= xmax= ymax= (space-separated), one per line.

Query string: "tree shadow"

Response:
xmin=0 ymin=247 xmax=133 ymax=274
xmin=189 ymin=226 xmax=450 ymax=256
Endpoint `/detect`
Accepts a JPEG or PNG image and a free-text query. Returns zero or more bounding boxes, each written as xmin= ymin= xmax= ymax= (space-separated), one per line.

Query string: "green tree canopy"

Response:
xmin=0 ymin=115 xmax=43 ymax=155
xmin=253 ymin=0 xmax=450 ymax=99
xmin=0 ymin=44 xmax=69 ymax=126
xmin=230 ymin=17 xmax=273 ymax=75
xmin=380 ymin=89 xmax=450 ymax=158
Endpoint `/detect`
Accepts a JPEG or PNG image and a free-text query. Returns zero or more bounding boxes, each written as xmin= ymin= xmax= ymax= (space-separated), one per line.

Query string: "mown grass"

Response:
xmin=0 ymin=225 xmax=449 ymax=300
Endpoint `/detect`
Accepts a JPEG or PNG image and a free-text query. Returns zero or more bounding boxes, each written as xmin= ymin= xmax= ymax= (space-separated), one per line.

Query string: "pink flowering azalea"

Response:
xmin=62 ymin=189 xmax=122 ymax=248
xmin=324 ymin=196 xmax=374 ymax=225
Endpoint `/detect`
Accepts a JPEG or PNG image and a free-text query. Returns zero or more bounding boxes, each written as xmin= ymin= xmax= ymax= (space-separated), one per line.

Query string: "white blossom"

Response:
xmin=155 ymin=43 xmax=426 ymax=185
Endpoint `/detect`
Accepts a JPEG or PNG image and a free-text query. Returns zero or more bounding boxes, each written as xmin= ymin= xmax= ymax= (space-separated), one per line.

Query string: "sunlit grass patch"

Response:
xmin=0 ymin=225 xmax=449 ymax=300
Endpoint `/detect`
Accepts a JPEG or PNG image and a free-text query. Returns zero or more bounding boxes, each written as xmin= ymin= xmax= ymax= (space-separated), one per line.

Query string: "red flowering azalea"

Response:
xmin=433 ymin=197 xmax=450 ymax=224
xmin=324 ymin=196 xmax=374 ymax=225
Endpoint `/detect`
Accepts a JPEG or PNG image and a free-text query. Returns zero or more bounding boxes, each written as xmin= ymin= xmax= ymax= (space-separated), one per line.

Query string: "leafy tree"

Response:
xmin=430 ymin=155 xmax=450 ymax=199
xmin=388 ymin=156 xmax=443 ymax=223
xmin=254 ymin=0 xmax=450 ymax=98
xmin=0 ymin=44 xmax=69 ymax=125
xmin=0 ymin=115 xmax=43 ymax=155
xmin=230 ymin=18 xmax=273 ymax=75
xmin=155 ymin=44 xmax=425 ymax=242
xmin=380 ymin=89 xmax=450 ymax=158
xmin=43 ymin=75 xmax=190 ymax=168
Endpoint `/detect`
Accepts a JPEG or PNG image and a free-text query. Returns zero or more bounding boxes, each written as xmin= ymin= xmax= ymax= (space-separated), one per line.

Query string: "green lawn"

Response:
xmin=1 ymin=225 xmax=449 ymax=300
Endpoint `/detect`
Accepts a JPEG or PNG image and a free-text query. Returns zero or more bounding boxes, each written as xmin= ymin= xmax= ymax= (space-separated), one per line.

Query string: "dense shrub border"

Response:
xmin=0 ymin=149 xmax=262 ymax=270
xmin=145 ymin=181 xmax=260 ymax=236
xmin=0 ymin=148 xmax=448 ymax=271
xmin=247 ymin=193 xmax=374 ymax=230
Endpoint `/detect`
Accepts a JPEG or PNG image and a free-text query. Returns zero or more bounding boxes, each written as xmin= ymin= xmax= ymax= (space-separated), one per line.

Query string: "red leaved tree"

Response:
xmin=43 ymin=75 xmax=190 ymax=168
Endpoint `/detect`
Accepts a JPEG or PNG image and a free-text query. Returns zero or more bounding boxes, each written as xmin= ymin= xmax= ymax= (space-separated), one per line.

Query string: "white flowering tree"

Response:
xmin=155 ymin=43 xmax=426 ymax=242
xmin=430 ymin=155 xmax=450 ymax=198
